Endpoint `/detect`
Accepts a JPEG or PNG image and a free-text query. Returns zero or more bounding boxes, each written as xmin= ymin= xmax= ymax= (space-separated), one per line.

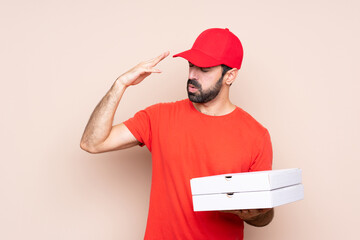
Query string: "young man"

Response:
xmin=80 ymin=28 xmax=274 ymax=239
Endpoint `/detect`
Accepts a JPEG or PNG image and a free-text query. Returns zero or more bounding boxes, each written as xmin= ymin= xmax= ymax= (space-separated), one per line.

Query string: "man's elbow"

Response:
xmin=80 ymin=141 xmax=101 ymax=154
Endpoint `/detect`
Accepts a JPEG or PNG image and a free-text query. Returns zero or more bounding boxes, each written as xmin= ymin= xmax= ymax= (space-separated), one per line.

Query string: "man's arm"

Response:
xmin=80 ymin=51 xmax=169 ymax=153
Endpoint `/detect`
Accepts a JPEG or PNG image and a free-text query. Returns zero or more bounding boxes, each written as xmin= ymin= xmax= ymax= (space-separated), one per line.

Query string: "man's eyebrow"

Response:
xmin=188 ymin=62 xmax=213 ymax=70
xmin=200 ymin=66 xmax=214 ymax=71
xmin=189 ymin=62 xmax=210 ymax=68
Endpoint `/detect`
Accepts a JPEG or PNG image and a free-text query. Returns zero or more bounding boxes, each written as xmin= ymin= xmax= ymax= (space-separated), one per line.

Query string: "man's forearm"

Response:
xmin=80 ymin=79 xmax=127 ymax=150
xmin=244 ymin=208 xmax=274 ymax=227
xmin=80 ymin=52 xmax=169 ymax=152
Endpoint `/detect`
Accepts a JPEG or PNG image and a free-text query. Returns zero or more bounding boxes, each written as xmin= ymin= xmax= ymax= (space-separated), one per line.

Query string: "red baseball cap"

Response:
xmin=173 ymin=28 xmax=243 ymax=69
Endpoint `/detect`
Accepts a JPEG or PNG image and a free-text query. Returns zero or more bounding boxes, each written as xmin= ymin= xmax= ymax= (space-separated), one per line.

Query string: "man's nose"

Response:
xmin=189 ymin=68 xmax=198 ymax=80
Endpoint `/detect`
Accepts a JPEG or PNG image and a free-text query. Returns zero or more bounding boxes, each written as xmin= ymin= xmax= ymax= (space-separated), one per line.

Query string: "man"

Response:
xmin=80 ymin=28 xmax=274 ymax=239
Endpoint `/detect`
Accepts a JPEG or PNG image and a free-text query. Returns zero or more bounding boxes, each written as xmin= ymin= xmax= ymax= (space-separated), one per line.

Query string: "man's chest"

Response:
xmin=152 ymin=117 xmax=256 ymax=177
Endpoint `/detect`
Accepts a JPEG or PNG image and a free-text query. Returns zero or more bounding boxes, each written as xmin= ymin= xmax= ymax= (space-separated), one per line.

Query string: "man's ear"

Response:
xmin=224 ymin=68 xmax=239 ymax=85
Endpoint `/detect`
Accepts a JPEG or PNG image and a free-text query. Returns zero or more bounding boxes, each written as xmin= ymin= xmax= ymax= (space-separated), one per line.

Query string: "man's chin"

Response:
xmin=188 ymin=94 xmax=203 ymax=103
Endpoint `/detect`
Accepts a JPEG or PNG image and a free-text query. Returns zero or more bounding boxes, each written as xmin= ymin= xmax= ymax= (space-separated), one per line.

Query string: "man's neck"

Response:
xmin=192 ymin=97 xmax=236 ymax=116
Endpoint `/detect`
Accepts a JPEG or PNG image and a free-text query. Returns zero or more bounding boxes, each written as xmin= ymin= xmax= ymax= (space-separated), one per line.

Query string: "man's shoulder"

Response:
xmin=234 ymin=106 xmax=269 ymax=135
xmin=137 ymin=99 xmax=189 ymax=119
xmin=145 ymin=99 xmax=189 ymax=111
xmin=160 ymin=99 xmax=189 ymax=107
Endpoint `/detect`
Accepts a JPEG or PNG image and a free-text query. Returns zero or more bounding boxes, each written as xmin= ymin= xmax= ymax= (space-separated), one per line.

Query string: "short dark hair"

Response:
xmin=221 ymin=64 xmax=232 ymax=77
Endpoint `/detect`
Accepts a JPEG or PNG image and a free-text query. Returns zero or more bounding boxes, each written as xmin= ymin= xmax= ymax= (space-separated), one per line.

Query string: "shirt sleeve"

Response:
xmin=123 ymin=104 xmax=159 ymax=152
xmin=249 ymin=129 xmax=273 ymax=172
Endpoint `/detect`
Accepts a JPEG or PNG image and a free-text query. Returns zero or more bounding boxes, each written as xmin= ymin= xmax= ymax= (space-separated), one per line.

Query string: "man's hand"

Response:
xmin=117 ymin=51 xmax=170 ymax=87
xmin=220 ymin=208 xmax=274 ymax=227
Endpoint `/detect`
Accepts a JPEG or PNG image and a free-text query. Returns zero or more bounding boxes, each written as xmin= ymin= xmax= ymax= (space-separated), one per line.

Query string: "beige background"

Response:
xmin=1 ymin=0 xmax=359 ymax=239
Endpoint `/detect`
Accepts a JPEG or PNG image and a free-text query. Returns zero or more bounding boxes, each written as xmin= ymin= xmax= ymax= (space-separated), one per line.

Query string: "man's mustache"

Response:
xmin=187 ymin=79 xmax=201 ymax=89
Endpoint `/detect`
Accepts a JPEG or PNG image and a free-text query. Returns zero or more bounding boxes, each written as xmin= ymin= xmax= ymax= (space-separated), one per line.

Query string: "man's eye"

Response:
xmin=200 ymin=68 xmax=210 ymax=72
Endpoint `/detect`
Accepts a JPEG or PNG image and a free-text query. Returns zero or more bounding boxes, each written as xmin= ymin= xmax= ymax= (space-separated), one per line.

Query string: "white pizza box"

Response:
xmin=192 ymin=184 xmax=304 ymax=211
xmin=190 ymin=168 xmax=302 ymax=195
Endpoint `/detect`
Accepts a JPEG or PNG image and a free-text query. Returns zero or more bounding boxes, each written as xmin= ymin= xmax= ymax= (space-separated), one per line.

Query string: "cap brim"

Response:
xmin=173 ymin=49 xmax=221 ymax=68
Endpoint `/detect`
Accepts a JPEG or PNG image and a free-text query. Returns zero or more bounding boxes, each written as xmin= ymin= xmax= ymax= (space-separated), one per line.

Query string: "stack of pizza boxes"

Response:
xmin=190 ymin=168 xmax=304 ymax=211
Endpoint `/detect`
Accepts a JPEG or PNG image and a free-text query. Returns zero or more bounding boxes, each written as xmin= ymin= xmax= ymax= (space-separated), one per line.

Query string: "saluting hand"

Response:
xmin=117 ymin=51 xmax=170 ymax=87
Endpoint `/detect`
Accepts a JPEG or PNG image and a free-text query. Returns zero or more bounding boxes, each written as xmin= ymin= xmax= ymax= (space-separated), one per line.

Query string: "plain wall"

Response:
xmin=1 ymin=0 xmax=359 ymax=239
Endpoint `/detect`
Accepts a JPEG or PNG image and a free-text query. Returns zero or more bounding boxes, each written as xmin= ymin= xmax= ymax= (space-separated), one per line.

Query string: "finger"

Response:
xmin=144 ymin=68 xmax=162 ymax=73
xmin=248 ymin=209 xmax=259 ymax=215
xmin=260 ymin=208 xmax=272 ymax=213
xmin=256 ymin=208 xmax=271 ymax=214
xmin=241 ymin=210 xmax=248 ymax=214
xmin=148 ymin=51 xmax=170 ymax=66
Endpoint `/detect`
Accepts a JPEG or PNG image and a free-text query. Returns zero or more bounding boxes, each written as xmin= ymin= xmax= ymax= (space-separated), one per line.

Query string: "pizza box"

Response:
xmin=190 ymin=168 xmax=302 ymax=195
xmin=190 ymin=169 xmax=304 ymax=211
xmin=192 ymin=184 xmax=304 ymax=211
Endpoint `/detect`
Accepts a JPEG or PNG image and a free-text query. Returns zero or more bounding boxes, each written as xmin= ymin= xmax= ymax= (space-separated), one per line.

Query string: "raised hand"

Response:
xmin=117 ymin=51 xmax=170 ymax=87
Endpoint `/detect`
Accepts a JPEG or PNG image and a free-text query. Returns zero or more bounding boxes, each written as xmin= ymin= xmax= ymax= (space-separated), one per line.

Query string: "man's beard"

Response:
xmin=187 ymin=76 xmax=223 ymax=103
